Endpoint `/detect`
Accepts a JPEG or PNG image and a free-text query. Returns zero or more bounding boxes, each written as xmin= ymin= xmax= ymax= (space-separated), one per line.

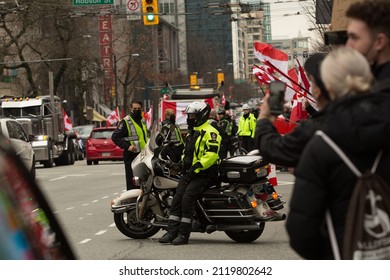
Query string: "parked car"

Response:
xmin=86 ymin=126 xmax=123 ymax=165
xmin=0 ymin=118 xmax=35 ymax=178
xmin=72 ymin=124 xmax=95 ymax=156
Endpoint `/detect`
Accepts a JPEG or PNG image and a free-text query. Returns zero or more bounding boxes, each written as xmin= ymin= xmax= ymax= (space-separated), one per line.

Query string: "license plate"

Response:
xmin=102 ymin=152 xmax=110 ymax=157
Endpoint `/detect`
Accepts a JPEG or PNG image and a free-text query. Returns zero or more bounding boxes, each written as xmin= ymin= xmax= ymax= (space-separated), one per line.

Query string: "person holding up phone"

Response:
xmin=255 ymin=53 xmax=331 ymax=168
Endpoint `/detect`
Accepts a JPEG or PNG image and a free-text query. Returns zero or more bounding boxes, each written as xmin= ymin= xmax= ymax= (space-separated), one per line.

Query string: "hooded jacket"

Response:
xmin=286 ymin=93 xmax=390 ymax=259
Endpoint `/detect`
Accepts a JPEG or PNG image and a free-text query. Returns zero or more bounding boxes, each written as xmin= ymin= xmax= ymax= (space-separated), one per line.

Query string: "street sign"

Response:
xmin=73 ymin=0 xmax=114 ymax=6
xmin=126 ymin=0 xmax=141 ymax=21
xmin=160 ymin=88 xmax=169 ymax=94
xmin=160 ymin=87 xmax=176 ymax=94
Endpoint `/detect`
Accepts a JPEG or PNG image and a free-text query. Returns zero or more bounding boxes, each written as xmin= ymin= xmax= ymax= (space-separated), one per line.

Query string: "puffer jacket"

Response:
xmin=286 ymin=93 xmax=390 ymax=259
xmin=255 ymin=107 xmax=329 ymax=167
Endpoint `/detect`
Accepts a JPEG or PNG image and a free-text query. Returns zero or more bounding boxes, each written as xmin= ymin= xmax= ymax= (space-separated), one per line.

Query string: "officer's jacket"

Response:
xmin=190 ymin=121 xmax=221 ymax=173
xmin=155 ymin=120 xmax=184 ymax=147
xmin=111 ymin=115 xmax=148 ymax=152
xmin=238 ymin=113 xmax=256 ymax=138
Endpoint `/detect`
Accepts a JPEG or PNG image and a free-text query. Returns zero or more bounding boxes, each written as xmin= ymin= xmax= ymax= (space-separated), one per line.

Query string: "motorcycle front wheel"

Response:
xmin=224 ymin=223 xmax=265 ymax=243
xmin=114 ymin=208 xmax=160 ymax=239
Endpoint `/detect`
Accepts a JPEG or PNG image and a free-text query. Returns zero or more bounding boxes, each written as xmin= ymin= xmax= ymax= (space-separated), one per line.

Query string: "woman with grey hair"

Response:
xmin=320 ymin=46 xmax=372 ymax=99
xmin=286 ymin=46 xmax=390 ymax=259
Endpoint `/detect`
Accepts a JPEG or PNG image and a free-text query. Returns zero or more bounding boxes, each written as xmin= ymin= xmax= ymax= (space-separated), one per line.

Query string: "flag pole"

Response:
xmin=253 ymin=64 xmax=316 ymax=103
xmin=263 ymin=60 xmax=314 ymax=97
xmin=116 ymin=106 xmax=120 ymax=121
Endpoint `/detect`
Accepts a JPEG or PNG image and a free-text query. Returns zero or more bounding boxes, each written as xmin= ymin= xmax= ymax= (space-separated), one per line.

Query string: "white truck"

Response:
xmin=1 ymin=95 xmax=76 ymax=167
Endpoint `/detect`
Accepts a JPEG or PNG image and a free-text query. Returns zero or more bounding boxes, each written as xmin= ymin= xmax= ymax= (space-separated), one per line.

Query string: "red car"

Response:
xmin=86 ymin=127 xmax=123 ymax=165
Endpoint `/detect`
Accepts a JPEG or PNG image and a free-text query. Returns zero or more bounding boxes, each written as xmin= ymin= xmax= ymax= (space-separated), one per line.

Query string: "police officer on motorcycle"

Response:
xmin=158 ymin=101 xmax=222 ymax=245
xmin=155 ymin=108 xmax=184 ymax=163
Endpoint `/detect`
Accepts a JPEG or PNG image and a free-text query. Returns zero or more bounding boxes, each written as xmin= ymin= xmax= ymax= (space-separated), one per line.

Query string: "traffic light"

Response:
xmin=217 ymin=72 xmax=224 ymax=85
xmin=190 ymin=73 xmax=197 ymax=86
xmin=142 ymin=0 xmax=159 ymax=26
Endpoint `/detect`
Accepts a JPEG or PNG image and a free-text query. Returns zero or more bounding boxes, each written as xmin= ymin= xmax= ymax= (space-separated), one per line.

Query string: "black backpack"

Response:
xmin=317 ymin=130 xmax=390 ymax=260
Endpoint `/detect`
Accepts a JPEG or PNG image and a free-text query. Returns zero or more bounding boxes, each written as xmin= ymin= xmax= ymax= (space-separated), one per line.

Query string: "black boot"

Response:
xmin=172 ymin=222 xmax=191 ymax=245
xmin=159 ymin=219 xmax=180 ymax=244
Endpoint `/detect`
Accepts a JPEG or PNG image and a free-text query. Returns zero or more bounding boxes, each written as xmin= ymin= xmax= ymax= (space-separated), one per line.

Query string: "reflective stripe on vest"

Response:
xmin=163 ymin=124 xmax=184 ymax=147
xmin=124 ymin=116 xmax=147 ymax=151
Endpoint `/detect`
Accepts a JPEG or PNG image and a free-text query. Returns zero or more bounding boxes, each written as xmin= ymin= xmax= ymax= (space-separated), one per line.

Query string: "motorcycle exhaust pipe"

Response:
xmin=269 ymin=213 xmax=287 ymax=221
xmin=206 ymin=223 xmax=264 ymax=233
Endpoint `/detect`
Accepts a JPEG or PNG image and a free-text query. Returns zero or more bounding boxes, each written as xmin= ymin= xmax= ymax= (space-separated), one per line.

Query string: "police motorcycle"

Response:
xmin=111 ymin=122 xmax=286 ymax=243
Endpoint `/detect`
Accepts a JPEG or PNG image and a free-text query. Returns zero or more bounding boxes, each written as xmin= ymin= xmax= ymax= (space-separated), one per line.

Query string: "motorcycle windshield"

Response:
xmin=148 ymin=121 xmax=161 ymax=152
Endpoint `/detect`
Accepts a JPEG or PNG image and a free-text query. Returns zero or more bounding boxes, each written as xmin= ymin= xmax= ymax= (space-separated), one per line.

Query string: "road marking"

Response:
xmin=78 ymin=217 xmax=84 ymax=220
xmin=82 ymin=203 xmax=89 ymax=206
xmin=80 ymin=239 xmax=91 ymax=244
xmin=95 ymin=230 xmax=107 ymax=236
xmin=66 ymin=207 xmax=75 ymax=210
xmin=49 ymin=174 xmax=90 ymax=181
xmin=92 ymin=200 xmax=99 ymax=203
xmin=109 ymin=223 xmax=116 ymax=227
xmin=86 ymin=213 xmax=93 ymax=216
xmin=50 ymin=176 xmax=66 ymax=181
xmin=277 ymin=180 xmax=294 ymax=186
xmin=101 ymin=196 xmax=109 ymax=199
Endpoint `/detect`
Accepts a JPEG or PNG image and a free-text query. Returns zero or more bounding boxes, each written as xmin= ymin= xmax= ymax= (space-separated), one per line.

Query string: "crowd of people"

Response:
xmin=110 ymin=0 xmax=390 ymax=255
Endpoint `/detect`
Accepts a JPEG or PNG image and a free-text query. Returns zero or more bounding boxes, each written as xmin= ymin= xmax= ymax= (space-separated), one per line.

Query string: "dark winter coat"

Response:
xmin=286 ymin=93 xmax=390 ymax=259
xmin=255 ymin=107 xmax=329 ymax=167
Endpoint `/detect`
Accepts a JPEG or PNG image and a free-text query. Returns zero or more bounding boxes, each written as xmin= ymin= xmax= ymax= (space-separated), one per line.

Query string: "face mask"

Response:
xmin=132 ymin=110 xmax=142 ymax=119
xmin=169 ymin=115 xmax=176 ymax=123
xmin=187 ymin=118 xmax=196 ymax=129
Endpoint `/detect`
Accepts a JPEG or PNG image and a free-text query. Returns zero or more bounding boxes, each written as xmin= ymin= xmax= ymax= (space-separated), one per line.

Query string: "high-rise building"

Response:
xmin=184 ymin=1 xmax=268 ymax=85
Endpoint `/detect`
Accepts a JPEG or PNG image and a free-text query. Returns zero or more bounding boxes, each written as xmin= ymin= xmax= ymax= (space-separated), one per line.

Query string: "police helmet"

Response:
xmin=185 ymin=101 xmax=211 ymax=127
xmin=242 ymin=104 xmax=251 ymax=110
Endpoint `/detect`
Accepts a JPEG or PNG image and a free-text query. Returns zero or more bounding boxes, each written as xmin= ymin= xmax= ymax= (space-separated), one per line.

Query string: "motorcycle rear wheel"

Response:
xmin=224 ymin=223 xmax=265 ymax=243
xmin=114 ymin=208 xmax=160 ymax=239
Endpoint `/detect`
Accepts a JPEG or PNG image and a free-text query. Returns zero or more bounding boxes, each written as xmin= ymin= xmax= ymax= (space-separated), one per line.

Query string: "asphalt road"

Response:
xmin=35 ymin=160 xmax=302 ymax=260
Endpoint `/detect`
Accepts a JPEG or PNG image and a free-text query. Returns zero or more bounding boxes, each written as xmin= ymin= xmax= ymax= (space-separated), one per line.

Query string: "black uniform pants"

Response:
xmin=241 ymin=136 xmax=255 ymax=152
xmin=170 ymin=175 xmax=209 ymax=220
xmin=124 ymin=151 xmax=139 ymax=190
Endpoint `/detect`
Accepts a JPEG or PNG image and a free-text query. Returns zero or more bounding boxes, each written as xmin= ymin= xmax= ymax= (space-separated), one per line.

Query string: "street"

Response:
xmin=36 ymin=161 xmax=302 ymax=260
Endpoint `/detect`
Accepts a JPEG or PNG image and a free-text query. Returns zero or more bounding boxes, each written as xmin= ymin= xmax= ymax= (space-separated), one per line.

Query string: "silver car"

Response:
xmin=0 ymin=118 xmax=35 ymax=178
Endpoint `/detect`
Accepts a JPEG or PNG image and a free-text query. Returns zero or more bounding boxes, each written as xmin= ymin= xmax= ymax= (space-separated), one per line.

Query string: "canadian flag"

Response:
xmin=273 ymin=115 xmax=292 ymax=135
xmin=161 ymin=100 xmax=193 ymax=126
xmin=254 ymin=41 xmax=289 ymax=75
xmin=160 ymin=99 xmax=215 ymax=126
xmin=143 ymin=106 xmax=153 ymax=130
xmin=267 ymin=164 xmax=278 ymax=186
xmin=106 ymin=108 xmax=119 ymax=126
xmin=63 ymin=110 xmax=73 ymax=131
xmin=221 ymin=92 xmax=226 ymax=107
xmin=295 ymin=59 xmax=311 ymax=93
xmin=252 ymin=65 xmax=275 ymax=86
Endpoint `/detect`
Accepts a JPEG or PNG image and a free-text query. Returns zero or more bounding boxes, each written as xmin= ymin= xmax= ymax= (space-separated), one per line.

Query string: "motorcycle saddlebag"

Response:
xmin=219 ymin=155 xmax=268 ymax=184
xmin=199 ymin=189 xmax=254 ymax=223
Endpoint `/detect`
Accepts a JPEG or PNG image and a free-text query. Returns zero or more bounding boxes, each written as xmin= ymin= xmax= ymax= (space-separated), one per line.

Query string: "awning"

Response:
xmin=92 ymin=110 xmax=106 ymax=122
xmin=84 ymin=106 xmax=107 ymax=122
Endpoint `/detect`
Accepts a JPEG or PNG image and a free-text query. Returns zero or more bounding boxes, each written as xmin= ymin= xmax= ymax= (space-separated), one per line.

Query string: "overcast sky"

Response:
xmin=267 ymin=0 xmax=312 ymax=39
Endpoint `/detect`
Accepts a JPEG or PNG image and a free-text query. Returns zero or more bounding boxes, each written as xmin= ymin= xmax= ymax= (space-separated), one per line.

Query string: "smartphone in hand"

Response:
xmin=268 ymin=81 xmax=286 ymax=115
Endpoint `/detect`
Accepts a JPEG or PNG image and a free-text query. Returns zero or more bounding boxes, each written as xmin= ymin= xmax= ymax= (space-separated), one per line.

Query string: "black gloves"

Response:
xmin=183 ymin=162 xmax=203 ymax=182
